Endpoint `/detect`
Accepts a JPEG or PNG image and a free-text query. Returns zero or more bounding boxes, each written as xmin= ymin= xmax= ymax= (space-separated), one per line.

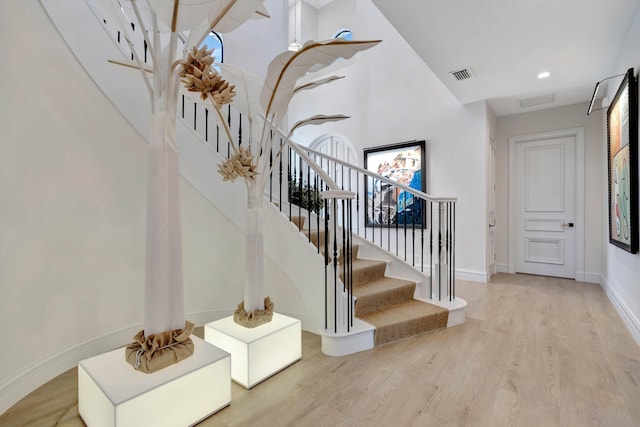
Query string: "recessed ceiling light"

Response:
xmin=538 ymin=71 xmax=551 ymax=79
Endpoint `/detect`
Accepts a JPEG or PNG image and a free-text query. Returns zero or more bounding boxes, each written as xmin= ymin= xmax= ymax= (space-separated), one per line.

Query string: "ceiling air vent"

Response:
xmin=519 ymin=93 xmax=555 ymax=108
xmin=449 ymin=68 xmax=474 ymax=81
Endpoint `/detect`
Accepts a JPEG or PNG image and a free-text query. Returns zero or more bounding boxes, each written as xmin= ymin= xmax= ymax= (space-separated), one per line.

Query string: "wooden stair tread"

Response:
xmin=353 ymin=276 xmax=415 ymax=297
xmin=358 ymin=300 xmax=449 ymax=345
xmin=354 ymin=277 xmax=416 ymax=316
xmin=348 ymin=258 xmax=388 ymax=286
xmin=359 ymin=299 xmax=447 ymax=325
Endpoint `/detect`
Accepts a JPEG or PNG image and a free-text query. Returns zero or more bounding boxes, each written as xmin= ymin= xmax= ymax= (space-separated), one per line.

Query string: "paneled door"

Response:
xmin=514 ymin=136 xmax=576 ymax=278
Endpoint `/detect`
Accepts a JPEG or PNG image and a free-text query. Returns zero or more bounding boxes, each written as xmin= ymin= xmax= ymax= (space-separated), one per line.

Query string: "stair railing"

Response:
xmin=295 ymin=144 xmax=458 ymax=302
xmin=271 ymin=133 xmax=356 ymax=334
xmin=86 ymin=5 xmax=442 ymax=330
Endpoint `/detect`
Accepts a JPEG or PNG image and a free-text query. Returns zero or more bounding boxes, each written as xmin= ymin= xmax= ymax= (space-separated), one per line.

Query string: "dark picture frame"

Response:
xmin=364 ymin=140 xmax=426 ymax=227
xmin=607 ymin=68 xmax=638 ymax=253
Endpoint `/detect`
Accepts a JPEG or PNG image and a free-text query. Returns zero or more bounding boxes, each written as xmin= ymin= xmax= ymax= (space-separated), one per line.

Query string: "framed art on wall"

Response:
xmin=364 ymin=140 xmax=426 ymax=227
xmin=607 ymin=68 xmax=638 ymax=253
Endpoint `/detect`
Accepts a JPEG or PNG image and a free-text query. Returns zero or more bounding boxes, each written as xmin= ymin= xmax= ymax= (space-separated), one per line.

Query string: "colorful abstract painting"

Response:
xmin=607 ymin=68 xmax=638 ymax=253
xmin=364 ymin=140 xmax=426 ymax=227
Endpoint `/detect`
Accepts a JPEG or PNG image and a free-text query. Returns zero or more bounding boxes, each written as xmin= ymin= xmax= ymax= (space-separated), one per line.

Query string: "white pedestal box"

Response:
xmin=204 ymin=313 xmax=301 ymax=389
xmin=78 ymin=336 xmax=230 ymax=427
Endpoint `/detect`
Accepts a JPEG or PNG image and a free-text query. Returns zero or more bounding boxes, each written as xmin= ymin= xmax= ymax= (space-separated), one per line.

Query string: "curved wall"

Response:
xmin=0 ymin=0 xmax=313 ymax=413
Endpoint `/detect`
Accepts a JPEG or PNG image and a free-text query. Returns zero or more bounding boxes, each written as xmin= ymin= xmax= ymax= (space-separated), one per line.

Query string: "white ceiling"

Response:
xmin=368 ymin=0 xmax=640 ymax=116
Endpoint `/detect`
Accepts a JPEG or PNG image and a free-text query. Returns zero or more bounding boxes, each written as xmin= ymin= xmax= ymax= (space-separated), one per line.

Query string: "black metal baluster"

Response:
xmin=279 ymin=138 xmax=283 ymax=212
xmin=449 ymin=202 xmax=453 ymax=301
xmin=324 ymin=198 xmax=329 ymax=331
xmin=403 ymin=206 xmax=408 ymax=263
xmin=315 ymin=174 xmax=320 ymax=253
xmin=412 ymin=197 xmax=416 ymax=267
xmin=341 ymin=199 xmax=348 ymax=332
xmin=356 ymin=174 xmax=360 ymax=236
xmin=395 ymin=189 xmax=399 ymax=256
xmin=306 ymin=163 xmax=311 ymax=242
xmin=333 ymin=198 xmax=338 ymax=334
xmin=130 ymin=23 xmax=135 ymax=60
xmin=205 ymin=108 xmax=209 ymax=142
xmin=452 ymin=202 xmax=456 ymax=299
xmin=438 ymin=203 xmax=442 ymax=301
xmin=420 ymin=199 xmax=425 ymax=273
xmin=269 ymin=139 xmax=273 ymax=203
xmin=387 ymin=186 xmax=391 ymax=252
xmin=348 ymin=199 xmax=353 ymax=328
xmin=227 ymin=105 xmax=231 ymax=158
xmin=216 ymin=125 xmax=219 ymax=153
xmin=238 ymin=113 xmax=242 ymax=147
xmin=288 ymin=147 xmax=292 ymax=222
xmin=298 ymin=156 xmax=302 ymax=224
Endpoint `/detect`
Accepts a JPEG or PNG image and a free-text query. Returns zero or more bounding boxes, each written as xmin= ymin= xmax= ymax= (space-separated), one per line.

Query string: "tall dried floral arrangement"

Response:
xmin=181 ymin=38 xmax=380 ymax=324
xmin=93 ymin=0 xmax=270 ymax=368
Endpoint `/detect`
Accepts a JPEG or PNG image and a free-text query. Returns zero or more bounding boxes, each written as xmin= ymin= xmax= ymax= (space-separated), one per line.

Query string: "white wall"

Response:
xmin=288 ymin=0 xmax=489 ymax=280
xmin=224 ymin=0 xmax=287 ymax=77
xmin=600 ymin=7 xmax=640 ymax=343
xmin=495 ymin=102 xmax=604 ymax=279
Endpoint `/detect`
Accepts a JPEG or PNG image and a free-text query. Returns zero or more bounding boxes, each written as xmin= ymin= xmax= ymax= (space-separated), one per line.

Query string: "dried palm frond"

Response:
xmin=260 ymin=39 xmax=381 ymax=124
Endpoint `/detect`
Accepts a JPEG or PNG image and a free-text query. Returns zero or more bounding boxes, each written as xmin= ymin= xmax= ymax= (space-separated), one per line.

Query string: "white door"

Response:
xmin=514 ymin=136 xmax=576 ymax=278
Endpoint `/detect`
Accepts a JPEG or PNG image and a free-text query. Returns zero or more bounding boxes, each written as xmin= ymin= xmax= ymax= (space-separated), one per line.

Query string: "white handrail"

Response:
xmin=298 ymin=143 xmax=458 ymax=204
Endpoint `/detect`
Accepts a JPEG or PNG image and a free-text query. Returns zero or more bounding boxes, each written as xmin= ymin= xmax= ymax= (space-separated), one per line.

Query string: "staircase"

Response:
xmin=300 ymin=219 xmax=449 ymax=347
xmin=45 ymin=0 xmax=466 ymax=358
xmin=350 ymin=245 xmax=449 ymax=345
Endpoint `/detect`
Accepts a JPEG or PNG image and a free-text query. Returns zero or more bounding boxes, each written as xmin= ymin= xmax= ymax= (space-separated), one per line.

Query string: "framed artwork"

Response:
xmin=607 ymin=68 xmax=638 ymax=253
xmin=364 ymin=140 xmax=426 ymax=227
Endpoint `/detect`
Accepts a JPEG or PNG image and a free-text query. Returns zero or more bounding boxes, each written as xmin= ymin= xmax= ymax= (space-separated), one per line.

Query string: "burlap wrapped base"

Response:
xmin=233 ymin=296 xmax=275 ymax=328
xmin=125 ymin=321 xmax=195 ymax=373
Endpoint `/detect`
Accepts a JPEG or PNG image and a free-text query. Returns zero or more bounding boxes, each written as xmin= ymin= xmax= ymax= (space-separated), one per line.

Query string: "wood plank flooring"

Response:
xmin=2 ymin=273 xmax=640 ymax=426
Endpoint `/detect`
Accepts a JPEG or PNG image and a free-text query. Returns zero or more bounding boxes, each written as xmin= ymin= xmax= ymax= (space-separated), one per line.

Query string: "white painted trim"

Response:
xmin=0 ymin=323 xmax=138 ymax=415
xmin=582 ymin=272 xmax=602 ymax=284
xmin=508 ymin=127 xmax=585 ymax=280
xmin=455 ymin=268 xmax=489 ymax=283
xmin=496 ymin=263 xmax=509 ymax=273
xmin=319 ymin=318 xmax=376 ymax=356
xmin=600 ymin=276 xmax=640 ymax=347
xmin=0 ymin=309 xmax=229 ymax=415
xmin=418 ymin=296 xmax=468 ymax=327
xmin=576 ymin=272 xmax=602 ymax=284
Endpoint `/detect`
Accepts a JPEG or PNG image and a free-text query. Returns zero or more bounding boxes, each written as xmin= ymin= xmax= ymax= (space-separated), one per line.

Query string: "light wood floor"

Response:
xmin=2 ymin=273 xmax=640 ymax=426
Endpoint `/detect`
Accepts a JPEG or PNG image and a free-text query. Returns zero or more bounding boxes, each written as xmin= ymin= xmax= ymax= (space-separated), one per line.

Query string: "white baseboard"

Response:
xmin=0 ymin=323 xmax=141 ymax=415
xmin=455 ymin=269 xmax=488 ymax=283
xmin=599 ymin=276 xmax=640 ymax=347
xmin=576 ymin=271 xmax=601 ymax=284
xmin=0 ymin=309 xmax=231 ymax=415
xmin=496 ymin=263 xmax=509 ymax=273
